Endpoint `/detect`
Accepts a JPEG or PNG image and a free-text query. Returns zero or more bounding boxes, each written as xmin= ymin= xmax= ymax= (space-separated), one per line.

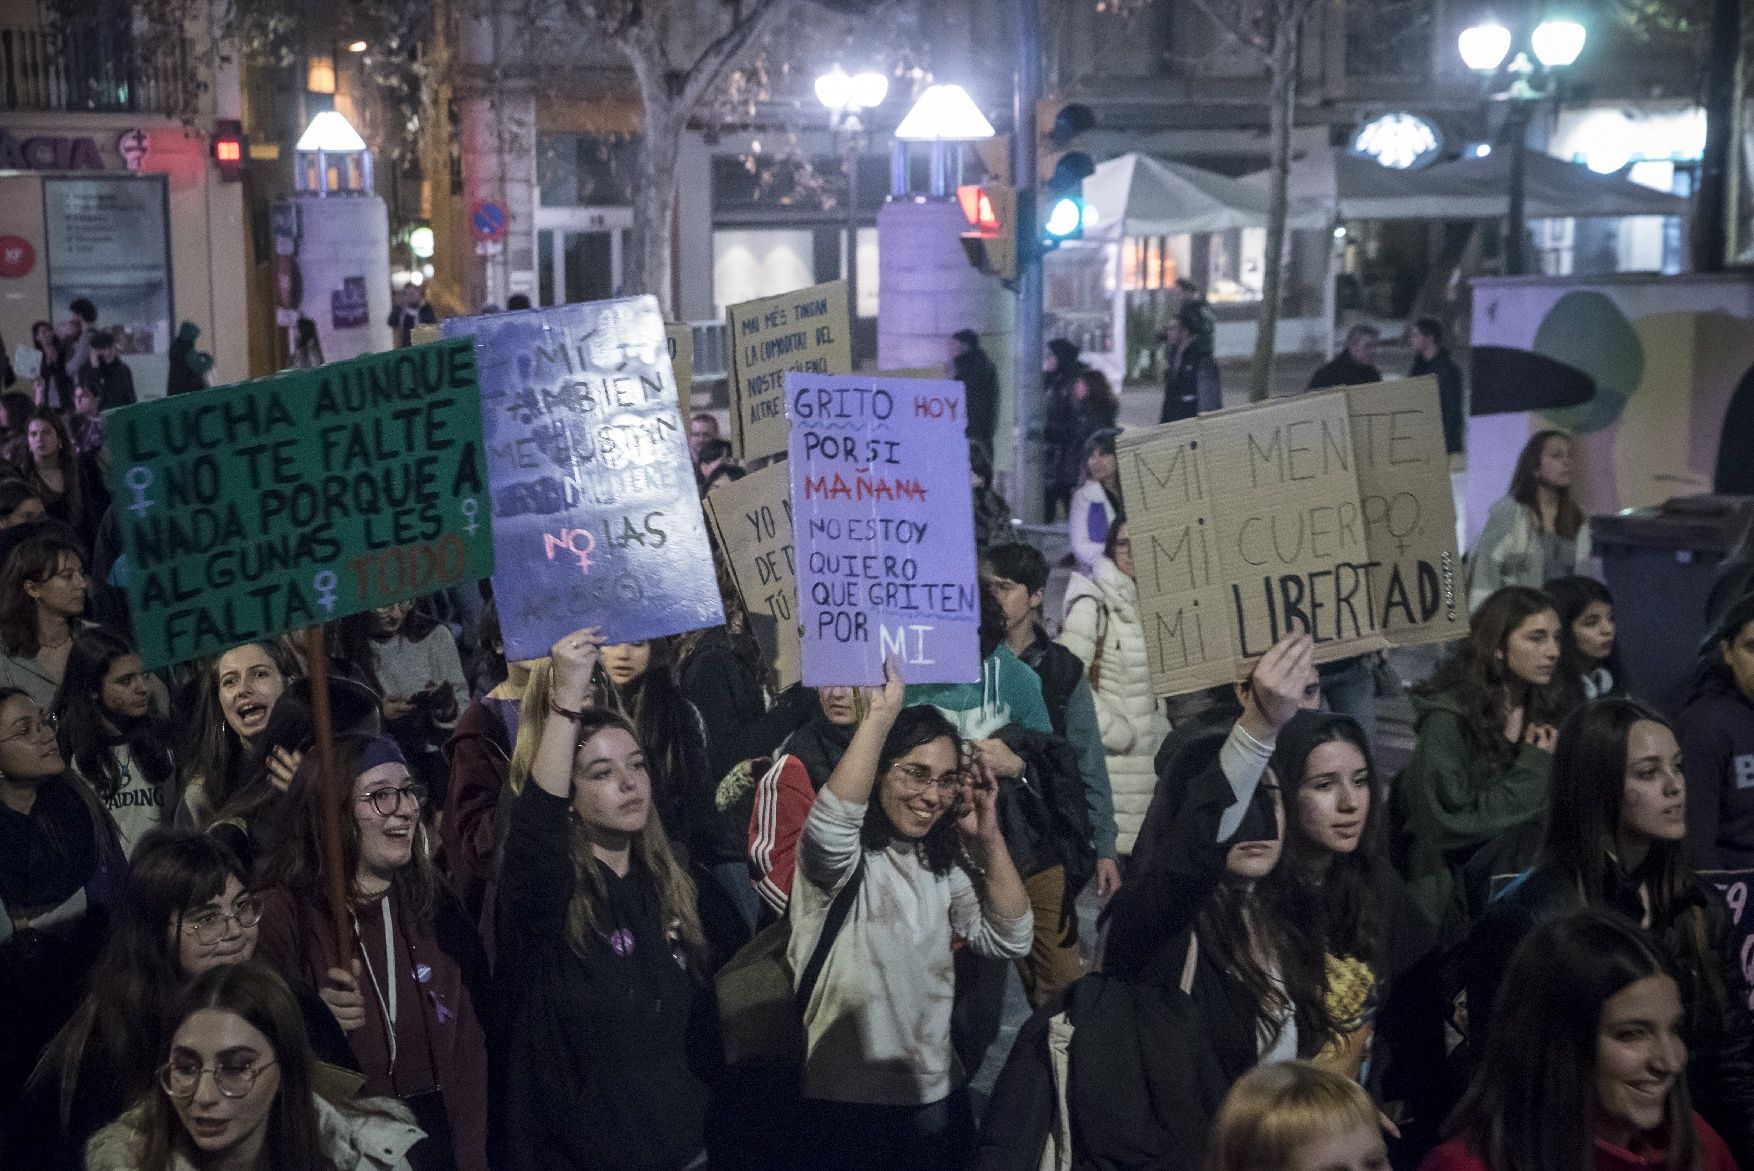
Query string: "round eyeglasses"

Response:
xmin=159 ymin=1057 xmax=277 ymax=1100
xmin=181 ymin=899 xmax=261 ymax=945
xmin=357 ymin=782 xmax=428 ymax=818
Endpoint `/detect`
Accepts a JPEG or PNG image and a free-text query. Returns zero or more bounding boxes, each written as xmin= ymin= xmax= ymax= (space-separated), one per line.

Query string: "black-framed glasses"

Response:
xmin=159 ymin=1057 xmax=277 ymax=1099
xmin=0 ymin=712 xmax=55 ymax=744
xmin=181 ymin=899 xmax=261 ymax=945
xmin=888 ymin=762 xmax=962 ymax=798
xmin=357 ymin=782 xmax=428 ymax=818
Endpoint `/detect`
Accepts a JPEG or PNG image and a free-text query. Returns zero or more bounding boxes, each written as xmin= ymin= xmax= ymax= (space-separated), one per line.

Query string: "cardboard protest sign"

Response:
xmin=787 ymin=372 xmax=980 ymax=686
xmin=108 ymin=340 xmax=494 ymax=669
xmin=701 ymin=461 xmax=802 ymax=689
xmin=1117 ymin=382 xmax=1461 ymax=696
xmin=1337 ymin=377 xmax=1464 ymax=646
xmin=728 ymin=280 xmax=851 ymax=464
xmin=444 ymin=296 xmax=723 ymax=659
xmin=12 ymin=346 xmax=40 ymax=382
xmin=666 ymin=323 xmax=693 ymax=423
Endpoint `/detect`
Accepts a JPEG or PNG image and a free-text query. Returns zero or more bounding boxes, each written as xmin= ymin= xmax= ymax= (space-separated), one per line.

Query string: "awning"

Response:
xmin=1421 ymin=151 xmax=1692 ymax=219
xmin=1083 ymin=152 xmax=1326 ymax=237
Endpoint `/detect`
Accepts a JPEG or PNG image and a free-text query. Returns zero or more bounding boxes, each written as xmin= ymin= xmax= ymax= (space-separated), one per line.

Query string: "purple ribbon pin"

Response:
xmin=609 ymin=928 xmax=635 ymax=957
xmin=415 ymin=963 xmax=433 ymax=985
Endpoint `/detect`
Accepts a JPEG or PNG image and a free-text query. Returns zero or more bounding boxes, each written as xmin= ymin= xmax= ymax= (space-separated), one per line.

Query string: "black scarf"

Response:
xmin=778 ymin=709 xmax=856 ymax=793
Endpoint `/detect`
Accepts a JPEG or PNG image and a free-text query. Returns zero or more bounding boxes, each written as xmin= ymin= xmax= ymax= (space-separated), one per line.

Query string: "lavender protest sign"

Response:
xmin=443 ymin=296 xmax=723 ymax=659
xmin=786 ymin=372 xmax=980 ymax=686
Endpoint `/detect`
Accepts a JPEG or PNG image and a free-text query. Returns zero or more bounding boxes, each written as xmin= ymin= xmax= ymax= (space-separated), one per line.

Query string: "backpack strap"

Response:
xmin=795 ymin=857 xmax=866 ymax=1008
xmin=1180 ymin=933 xmax=1199 ymax=996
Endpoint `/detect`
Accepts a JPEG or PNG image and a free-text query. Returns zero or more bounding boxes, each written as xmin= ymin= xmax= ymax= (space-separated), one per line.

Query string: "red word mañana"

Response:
xmin=803 ymin=473 xmax=928 ymax=503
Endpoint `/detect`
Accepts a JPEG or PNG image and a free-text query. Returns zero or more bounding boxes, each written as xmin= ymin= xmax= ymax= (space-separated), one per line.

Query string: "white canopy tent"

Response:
xmin=1083 ymin=152 xmax=1327 ymax=236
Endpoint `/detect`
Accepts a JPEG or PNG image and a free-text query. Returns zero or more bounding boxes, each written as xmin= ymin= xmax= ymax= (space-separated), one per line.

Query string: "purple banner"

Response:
xmin=786 ymin=372 xmax=980 ymax=686
xmin=444 ymin=296 xmax=723 ymax=659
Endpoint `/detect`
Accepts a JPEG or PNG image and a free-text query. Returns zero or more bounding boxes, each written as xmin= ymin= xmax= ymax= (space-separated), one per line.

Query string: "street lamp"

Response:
xmin=1459 ymin=15 xmax=1587 ymax=274
xmin=893 ymin=83 xmax=995 ymax=198
xmin=815 ymin=65 xmax=889 ymax=342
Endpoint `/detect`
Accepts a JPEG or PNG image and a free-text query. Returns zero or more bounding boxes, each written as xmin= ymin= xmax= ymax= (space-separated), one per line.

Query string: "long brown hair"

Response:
xmin=18 ymin=407 xmax=84 ymax=523
xmin=180 ymin=641 xmax=296 ymax=823
xmin=1419 ymin=586 xmax=1561 ymax=765
xmin=32 ymin=831 xmax=245 ymax=1127
xmin=135 ymin=962 xmax=333 ymax=1171
xmin=0 ymin=533 xmax=83 ymax=656
xmin=508 ymin=702 xmax=707 ymax=972
xmin=1507 ymin=429 xmax=1583 ymax=540
xmin=258 ymin=733 xmax=443 ymax=916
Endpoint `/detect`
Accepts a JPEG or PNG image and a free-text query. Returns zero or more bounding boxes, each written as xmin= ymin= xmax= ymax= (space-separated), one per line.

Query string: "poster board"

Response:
xmin=701 ymin=461 xmax=802 ymax=689
xmin=666 ymin=323 xmax=694 ymax=424
xmin=787 ymin=372 xmax=980 ymax=686
xmin=727 ymin=280 xmax=851 ymax=464
xmin=1117 ymin=377 xmax=1460 ymax=696
xmin=108 ymin=339 xmax=494 ymax=669
xmin=443 ymin=296 xmax=724 ymax=659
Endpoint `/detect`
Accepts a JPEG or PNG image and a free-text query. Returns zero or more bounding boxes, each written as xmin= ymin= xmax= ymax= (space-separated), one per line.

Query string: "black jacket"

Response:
xmin=1019 ymin=627 xmax=1089 ymax=740
xmin=1159 ymin=343 xmax=1221 ymax=423
xmin=993 ymin=724 xmax=1096 ymax=904
xmin=1680 ymin=689 xmax=1754 ymax=869
xmin=80 ymin=358 xmax=135 ymax=408
xmin=1043 ymin=366 xmax=1088 ymax=494
xmin=1410 ymin=348 xmax=1465 ymax=455
xmin=1308 ymin=352 xmax=1382 ymax=391
xmin=496 ymin=785 xmax=722 ymax=1171
xmin=1467 ymin=858 xmax=1754 ymax=1167
xmin=954 ymin=345 xmax=1001 ymax=456
xmin=975 ymin=747 xmax=1247 ymax=1171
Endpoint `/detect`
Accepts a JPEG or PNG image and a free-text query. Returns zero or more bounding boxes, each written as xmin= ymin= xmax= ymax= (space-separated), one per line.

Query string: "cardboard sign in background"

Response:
xmin=1118 ymin=383 xmax=1459 ymax=696
xmin=1339 ymin=377 xmax=1464 ymax=646
xmin=727 ymin=280 xmax=851 ymax=464
xmin=666 ymin=323 xmax=693 ymax=423
xmin=701 ymin=461 xmax=802 ymax=689
xmin=787 ymin=372 xmax=980 ymax=686
xmin=109 ymin=340 xmax=494 ymax=668
xmin=444 ymin=296 xmax=723 ymax=659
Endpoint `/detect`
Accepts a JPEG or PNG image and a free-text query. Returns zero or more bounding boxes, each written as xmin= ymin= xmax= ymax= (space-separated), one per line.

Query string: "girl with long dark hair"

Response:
xmin=4 ymin=831 xmax=354 ymax=1170
xmin=1544 ymin=575 xmax=1627 ymax=720
xmin=1426 ymin=912 xmax=1736 ymax=1171
xmin=1394 ymin=586 xmax=1562 ymax=929
xmin=178 ymin=641 xmax=295 ymax=829
xmin=498 ymin=628 xmax=722 ymax=1171
xmin=1680 ymin=593 xmax=1754 ymax=868
xmin=1467 ymin=430 xmax=1591 ymax=612
xmin=255 ymin=734 xmax=491 ymax=1171
xmin=0 ymin=686 xmax=124 ymax=1103
xmin=1261 ymin=710 xmax=1438 ymax=1136
xmin=0 ymin=532 xmax=89 ymax=709
xmin=16 ymin=407 xmax=98 ymax=539
xmin=1466 ymin=698 xmax=1754 ymax=1160
xmin=83 ymin=961 xmax=421 ymax=1171
xmin=791 ymin=658 xmax=1031 ymax=1171
xmin=1068 ymin=427 xmax=1123 ymax=576
xmin=53 ymin=627 xmax=176 ymax=857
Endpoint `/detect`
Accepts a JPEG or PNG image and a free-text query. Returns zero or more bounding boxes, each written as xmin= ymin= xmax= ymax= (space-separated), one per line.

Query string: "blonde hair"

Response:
xmin=1205 ymin=1062 xmax=1379 ymax=1171
xmin=506 ymin=676 xmax=707 ymax=969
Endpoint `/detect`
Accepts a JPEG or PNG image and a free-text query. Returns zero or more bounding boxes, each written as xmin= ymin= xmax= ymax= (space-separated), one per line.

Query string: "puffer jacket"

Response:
xmin=86 ymin=1094 xmax=423 ymax=1171
xmin=1058 ymin=558 xmax=1170 ymax=856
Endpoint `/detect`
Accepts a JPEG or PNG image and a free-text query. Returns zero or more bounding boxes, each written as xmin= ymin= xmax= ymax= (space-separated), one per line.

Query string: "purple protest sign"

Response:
xmin=443 ymin=296 xmax=723 ymax=659
xmin=786 ymin=372 xmax=980 ymax=686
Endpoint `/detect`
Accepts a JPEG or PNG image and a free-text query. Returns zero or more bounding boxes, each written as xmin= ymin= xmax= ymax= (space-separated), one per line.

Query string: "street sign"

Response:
xmin=468 ymin=199 xmax=508 ymax=242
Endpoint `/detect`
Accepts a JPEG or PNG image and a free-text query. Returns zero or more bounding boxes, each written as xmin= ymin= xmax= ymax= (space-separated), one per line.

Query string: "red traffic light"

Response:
xmin=211 ymin=119 xmax=245 ymax=182
xmin=957 ymin=185 xmax=1001 ymax=233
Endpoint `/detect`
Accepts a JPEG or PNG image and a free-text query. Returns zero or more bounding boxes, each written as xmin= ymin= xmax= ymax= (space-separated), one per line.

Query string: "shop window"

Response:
xmin=537 ymin=134 xmax=638 ymax=208
xmin=713 ymin=228 xmax=815 ymax=313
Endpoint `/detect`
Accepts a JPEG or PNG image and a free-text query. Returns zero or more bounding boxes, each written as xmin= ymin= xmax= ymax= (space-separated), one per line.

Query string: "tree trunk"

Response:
xmin=1693 ymin=0 xmax=1743 ymax=272
xmin=1248 ymin=18 xmax=1298 ymax=403
xmin=629 ymin=101 xmax=683 ymax=316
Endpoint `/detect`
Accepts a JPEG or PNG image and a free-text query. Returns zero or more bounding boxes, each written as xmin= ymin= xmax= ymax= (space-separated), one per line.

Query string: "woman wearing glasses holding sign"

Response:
xmin=791 ymin=657 xmax=1033 ymax=1171
xmin=255 ymin=734 xmax=492 ymax=1171
xmin=84 ymin=961 xmax=422 ymax=1171
xmin=5 ymin=830 xmax=356 ymax=1170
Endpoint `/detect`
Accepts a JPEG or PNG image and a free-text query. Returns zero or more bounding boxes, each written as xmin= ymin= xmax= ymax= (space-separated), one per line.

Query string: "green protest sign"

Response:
xmin=107 ymin=340 xmax=495 ymax=668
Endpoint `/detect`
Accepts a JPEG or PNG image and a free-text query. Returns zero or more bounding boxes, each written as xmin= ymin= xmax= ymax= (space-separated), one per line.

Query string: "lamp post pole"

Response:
xmin=1012 ymin=0 xmax=1044 ymax=523
xmin=1505 ymin=99 xmax=1531 ymax=275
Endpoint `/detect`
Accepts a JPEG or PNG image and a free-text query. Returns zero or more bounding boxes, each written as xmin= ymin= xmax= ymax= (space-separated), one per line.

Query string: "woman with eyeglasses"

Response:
xmin=84 ymin=961 xmax=423 ymax=1171
xmin=5 ymin=830 xmax=357 ymax=1170
xmin=53 ymin=628 xmax=177 ymax=858
xmin=0 ymin=684 xmax=123 ymax=1104
xmin=0 ymin=532 xmax=92 ymax=710
xmin=791 ymin=656 xmax=1032 ymax=1171
xmin=255 ymin=734 xmax=492 ymax=1171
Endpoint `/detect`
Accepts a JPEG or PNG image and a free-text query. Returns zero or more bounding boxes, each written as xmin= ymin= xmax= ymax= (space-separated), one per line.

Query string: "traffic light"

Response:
xmin=958 ymin=183 xmax=1017 ymax=282
xmin=211 ymin=119 xmax=245 ymax=182
xmin=1038 ymin=101 xmax=1094 ymax=246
